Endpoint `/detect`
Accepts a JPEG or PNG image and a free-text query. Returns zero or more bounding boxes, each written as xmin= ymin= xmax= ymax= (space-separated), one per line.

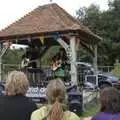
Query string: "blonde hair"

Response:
xmin=5 ymin=71 xmax=29 ymax=96
xmin=46 ymin=78 xmax=66 ymax=120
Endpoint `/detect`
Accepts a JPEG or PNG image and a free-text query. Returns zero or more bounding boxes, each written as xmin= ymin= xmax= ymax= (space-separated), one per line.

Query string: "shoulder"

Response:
xmin=91 ymin=112 xmax=107 ymax=120
xmin=21 ymin=96 xmax=34 ymax=103
xmin=24 ymin=97 xmax=37 ymax=109
xmin=65 ymin=111 xmax=80 ymax=120
xmin=0 ymin=96 xmax=15 ymax=102
xmin=0 ymin=96 xmax=8 ymax=104
xmin=31 ymin=106 xmax=48 ymax=120
xmin=14 ymin=96 xmax=37 ymax=110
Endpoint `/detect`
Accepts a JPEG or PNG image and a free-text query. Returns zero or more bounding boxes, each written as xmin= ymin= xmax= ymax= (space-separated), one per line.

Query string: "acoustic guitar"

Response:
xmin=51 ymin=59 xmax=62 ymax=71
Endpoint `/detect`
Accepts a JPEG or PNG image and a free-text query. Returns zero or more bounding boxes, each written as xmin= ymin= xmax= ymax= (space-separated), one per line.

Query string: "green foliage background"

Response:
xmin=112 ymin=63 xmax=120 ymax=77
xmin=76 ymin=0 xmax=120 ymax=66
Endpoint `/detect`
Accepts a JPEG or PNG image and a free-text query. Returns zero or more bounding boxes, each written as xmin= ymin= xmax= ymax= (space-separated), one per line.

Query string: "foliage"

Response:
xmin=1 ymin=49 xmax=24 ymax=80
xmin=2 ymin=48 xmax=23 ymax=64
xmin=76 ymin=4 xmax=101 ymax=35
xmin=76 ymin=0 xmax=120 ymax=66
xmin=82 ymin=103 xmax=100 ymax=117
xmin=77 ymin=47 xmax=93 ymax=63
xmin=41 ymin=46 xmax=61 ymax=67
xmin=112 ymin=63 xmax=120 ymax=77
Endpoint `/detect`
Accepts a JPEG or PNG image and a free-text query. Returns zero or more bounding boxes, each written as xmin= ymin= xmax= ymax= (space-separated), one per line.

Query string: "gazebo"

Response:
xmin=0 ymin=3 xmax=101 ymax=85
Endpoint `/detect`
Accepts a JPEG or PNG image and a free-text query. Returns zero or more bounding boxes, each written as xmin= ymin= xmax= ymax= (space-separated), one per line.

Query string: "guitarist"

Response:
xmin=51 ymin=48 xmax=68 ymax=79
xmin=57 ymin=48 xmax=68 ymax=69
xmin=21 ymin=45 xmax=40 ymax=69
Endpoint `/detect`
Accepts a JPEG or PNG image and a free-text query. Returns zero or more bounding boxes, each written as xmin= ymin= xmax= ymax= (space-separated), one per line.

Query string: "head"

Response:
xmin=46 ymin=78 xmax=66 ymax=104
xmin=5 ymin=71 xmax=29 ymax=96
xmin=52 ymin=55 xmax=58 ymax=62
xmin=46 ymin=79 xmax=66 ymax=120
xmin=100 ymin=87 xmax=120 ymax=113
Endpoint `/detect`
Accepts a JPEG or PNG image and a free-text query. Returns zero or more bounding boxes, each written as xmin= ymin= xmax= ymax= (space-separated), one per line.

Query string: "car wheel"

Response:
xmin=99 ymin=83 xmax=111 ymax=89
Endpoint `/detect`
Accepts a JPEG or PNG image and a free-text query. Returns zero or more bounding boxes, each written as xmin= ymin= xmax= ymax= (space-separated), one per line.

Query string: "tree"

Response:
xmin=76 ymin=0 xmax=120 ymax=66
xmin=1 ymin=49 xmax=23 ymax=80
xmin=76 ymin=4 xmax=101 ymax=35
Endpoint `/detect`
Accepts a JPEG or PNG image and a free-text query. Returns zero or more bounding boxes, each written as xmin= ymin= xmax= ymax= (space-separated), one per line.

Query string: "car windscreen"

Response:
xmin=107 ymin=75 xmax=119 ymax=81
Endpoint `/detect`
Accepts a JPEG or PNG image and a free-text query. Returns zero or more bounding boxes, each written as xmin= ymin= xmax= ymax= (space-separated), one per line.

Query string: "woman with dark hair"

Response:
xmin=51 ymin=48 xmax=69 ymax=80
xmin=31 ymin=79 xmax=80 ymax=120
xmin=91 ymin=87 xmax=120 ymax=120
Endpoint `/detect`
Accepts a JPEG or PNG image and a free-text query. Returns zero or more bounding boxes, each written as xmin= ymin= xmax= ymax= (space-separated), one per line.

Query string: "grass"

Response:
xmin=81 ymin=103 xmax=100 ymax=117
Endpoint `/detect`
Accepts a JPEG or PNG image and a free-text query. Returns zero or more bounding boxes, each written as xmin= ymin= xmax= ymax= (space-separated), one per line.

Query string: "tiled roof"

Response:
xmin=0 ymin=3 xmax=101 ymax=42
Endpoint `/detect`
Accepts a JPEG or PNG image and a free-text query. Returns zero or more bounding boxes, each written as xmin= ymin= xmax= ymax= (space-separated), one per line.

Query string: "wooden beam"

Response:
xmin=70 ymin=36 xmax=77 ymax=85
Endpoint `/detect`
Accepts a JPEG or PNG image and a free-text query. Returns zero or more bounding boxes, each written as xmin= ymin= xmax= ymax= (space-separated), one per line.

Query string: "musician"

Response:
xmin=21 ymin=45 xmax=40 ymax=69
xmin=57 ymin=48 xmax=68 ymax=68
xmin=51 ymin=48 xmax=68 ymax=79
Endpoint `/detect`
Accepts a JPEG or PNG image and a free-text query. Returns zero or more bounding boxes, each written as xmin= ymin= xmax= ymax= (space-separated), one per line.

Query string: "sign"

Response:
xmin=26 ymin=87 xmax=46 ymax=98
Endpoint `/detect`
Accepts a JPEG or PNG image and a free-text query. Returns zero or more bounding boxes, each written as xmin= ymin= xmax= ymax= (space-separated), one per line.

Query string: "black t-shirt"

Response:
xmin=27 ymin=48 xmax=39 ymax=60
xmin=22 ymin=47 xmax=39 ymax=60
xmin=0 ymin=95 xmax=37 ymax=120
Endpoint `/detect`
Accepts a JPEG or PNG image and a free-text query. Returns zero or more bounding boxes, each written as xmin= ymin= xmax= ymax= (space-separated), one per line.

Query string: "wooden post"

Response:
xmin=70 ymin=36 xmax=77 ymax=85
xmin=56 ymin=37 xmax=69 ymax=50
xmin=93 ymin=44 xmax=98 ymax=74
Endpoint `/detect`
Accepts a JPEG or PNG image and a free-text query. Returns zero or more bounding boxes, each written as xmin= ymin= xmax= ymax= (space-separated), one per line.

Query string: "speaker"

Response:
xmin=68 ymin=91 xmax=83 ymax=115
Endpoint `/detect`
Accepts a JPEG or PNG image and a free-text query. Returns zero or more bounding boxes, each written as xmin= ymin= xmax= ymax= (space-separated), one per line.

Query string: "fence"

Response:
xmin=1 ymin=64 xmax=114 ymax=82
xmin=98 ymin=66 xmax=114 ymax=73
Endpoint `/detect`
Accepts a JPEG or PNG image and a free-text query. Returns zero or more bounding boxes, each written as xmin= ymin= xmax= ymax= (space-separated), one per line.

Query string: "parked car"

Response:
xmin=77 ymin=62 xmax=120 ymax=89
xmin=98 ymin=74 xmax=120 ymax=89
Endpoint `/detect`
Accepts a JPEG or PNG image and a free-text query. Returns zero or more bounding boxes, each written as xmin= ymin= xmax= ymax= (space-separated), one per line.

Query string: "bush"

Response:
xmin=111 ymin=63 xmax=120 ymax=77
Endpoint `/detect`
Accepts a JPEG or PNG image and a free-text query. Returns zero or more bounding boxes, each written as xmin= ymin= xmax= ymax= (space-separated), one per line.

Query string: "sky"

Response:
xmin=0 ymin=0 xmax=108 ymax=30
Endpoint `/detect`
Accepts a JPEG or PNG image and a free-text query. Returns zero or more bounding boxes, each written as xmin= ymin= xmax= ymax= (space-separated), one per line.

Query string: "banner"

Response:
xmin=40 ymin=36 xmax=45 ymax=45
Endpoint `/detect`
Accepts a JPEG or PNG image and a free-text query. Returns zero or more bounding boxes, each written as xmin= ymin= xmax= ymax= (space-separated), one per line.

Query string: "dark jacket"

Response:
xmin=0 ymin=95 xmax=37 ymax=120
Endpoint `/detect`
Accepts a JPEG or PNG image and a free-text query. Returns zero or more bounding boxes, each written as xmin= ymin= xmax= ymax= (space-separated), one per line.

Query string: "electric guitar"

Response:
xmin=21 ymin=58 xmax=37 ymax=69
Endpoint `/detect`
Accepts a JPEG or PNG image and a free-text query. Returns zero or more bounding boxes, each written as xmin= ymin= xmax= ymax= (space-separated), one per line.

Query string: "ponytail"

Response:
xmin=45 ymin=79 xmax=66 ymax=120
xmin=47 ymin=100 xmax=64 ymax=120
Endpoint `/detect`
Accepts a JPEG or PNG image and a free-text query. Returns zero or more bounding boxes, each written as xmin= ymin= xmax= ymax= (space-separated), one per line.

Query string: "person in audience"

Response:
xmin=91 ymin=87 xmax=120 ymax=120
xmin=0 ymin=71 xmax=37 ymax=120
xmin=31 ymin=78 xmax=80 ymax=120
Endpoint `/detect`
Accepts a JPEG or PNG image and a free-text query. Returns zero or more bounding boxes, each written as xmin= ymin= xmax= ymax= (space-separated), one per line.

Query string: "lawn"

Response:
xmin=82 ymin=103 xmax=100 ymax=117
